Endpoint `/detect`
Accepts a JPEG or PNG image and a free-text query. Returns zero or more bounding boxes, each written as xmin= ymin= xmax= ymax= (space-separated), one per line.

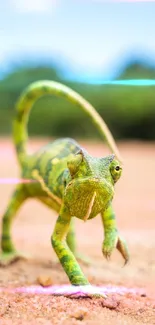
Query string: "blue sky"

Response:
xmin=0 ymin=0 xmax=155 ymax=80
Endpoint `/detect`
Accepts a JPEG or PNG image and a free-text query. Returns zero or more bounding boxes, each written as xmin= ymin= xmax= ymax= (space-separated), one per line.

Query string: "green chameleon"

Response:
xmin=0 ymin=80 xmax=129 ymax=289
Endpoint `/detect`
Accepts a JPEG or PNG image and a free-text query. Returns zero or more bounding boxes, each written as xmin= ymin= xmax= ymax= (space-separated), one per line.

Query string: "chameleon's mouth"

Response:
xmin=64 ymin=177 xmax=114 ymax=220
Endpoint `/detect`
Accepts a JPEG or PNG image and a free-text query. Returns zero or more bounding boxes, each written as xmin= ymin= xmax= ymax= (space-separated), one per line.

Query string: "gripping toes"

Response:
xmin=116 ymin=235 xmax=130 ymax=265
xmin=102 ymin=233 xmax=118 ymax=260
xmin=102 ymin=233 xmax=129 ymax=264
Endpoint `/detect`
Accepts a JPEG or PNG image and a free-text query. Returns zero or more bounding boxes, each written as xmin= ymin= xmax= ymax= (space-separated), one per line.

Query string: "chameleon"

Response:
xmin=0 ymin=80 xmax=129 ymax=291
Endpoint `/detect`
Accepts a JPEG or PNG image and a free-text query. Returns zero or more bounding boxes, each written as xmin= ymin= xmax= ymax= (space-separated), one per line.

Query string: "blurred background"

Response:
xmin=0 ymin=0 xmax=155 ymax=141
xmin=0 ymin=2 xmax=155 ymax=307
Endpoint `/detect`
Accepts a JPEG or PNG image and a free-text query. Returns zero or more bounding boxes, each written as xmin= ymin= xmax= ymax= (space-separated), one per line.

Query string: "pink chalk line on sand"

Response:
xmin=0 ymin=285 xmax=145 ymax=298
xmin=0 ymin=178 xmax=37 ymax=184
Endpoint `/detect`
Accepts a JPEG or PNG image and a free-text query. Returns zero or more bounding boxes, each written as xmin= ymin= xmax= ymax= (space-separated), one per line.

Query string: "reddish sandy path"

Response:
xmin=0 ymin=138 xmax=155 ymax=325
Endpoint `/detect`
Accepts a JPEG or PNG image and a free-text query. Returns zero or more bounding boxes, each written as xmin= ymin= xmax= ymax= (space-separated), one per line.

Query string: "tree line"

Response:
xmin=0 ymin=60 xmax=155 ymax=140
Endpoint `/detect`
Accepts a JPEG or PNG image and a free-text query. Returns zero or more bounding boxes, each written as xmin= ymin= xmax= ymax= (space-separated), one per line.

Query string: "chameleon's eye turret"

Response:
xmin=100 ymin=154 xmax=115 ymax=166
xmin=115 ymin=165 xmax=120 ymax=171
xmin=110 ymin=161 xmax=122 ymax=183
xmin=67 ymin=152 xmax=83 ymax=177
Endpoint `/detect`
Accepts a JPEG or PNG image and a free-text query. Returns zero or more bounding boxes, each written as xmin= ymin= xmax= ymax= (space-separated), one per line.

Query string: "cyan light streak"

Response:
xmin=77 ymin=79 xmax=155 ymax=86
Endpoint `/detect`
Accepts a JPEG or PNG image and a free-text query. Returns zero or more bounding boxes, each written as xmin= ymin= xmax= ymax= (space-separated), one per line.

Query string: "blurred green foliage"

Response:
xmin=0 ymin=61 xmax=155 ymax=140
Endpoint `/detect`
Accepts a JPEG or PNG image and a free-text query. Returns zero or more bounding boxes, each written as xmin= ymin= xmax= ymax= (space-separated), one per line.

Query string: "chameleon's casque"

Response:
xmin=0 ymin=80 xmax=129 ymax=291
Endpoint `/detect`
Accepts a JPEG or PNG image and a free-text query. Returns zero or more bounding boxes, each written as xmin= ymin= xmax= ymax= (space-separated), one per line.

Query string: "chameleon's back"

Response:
xmin=22 ymin=138 xmax=80 ymax=200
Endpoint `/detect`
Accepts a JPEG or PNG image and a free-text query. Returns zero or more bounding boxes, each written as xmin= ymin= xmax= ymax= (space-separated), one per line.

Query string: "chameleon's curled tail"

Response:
xmin=13 ymin=80 xmax=122 ymax=167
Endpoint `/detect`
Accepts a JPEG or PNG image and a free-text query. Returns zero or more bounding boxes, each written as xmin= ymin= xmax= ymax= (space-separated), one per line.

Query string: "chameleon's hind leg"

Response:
xmin=66 ymin=218 xmax=92 ymax=265
xmin=0 ymin=184 xmax=28 ymax=265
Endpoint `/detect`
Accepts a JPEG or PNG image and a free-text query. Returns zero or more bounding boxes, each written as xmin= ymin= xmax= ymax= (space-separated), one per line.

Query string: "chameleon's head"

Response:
xmin=64 ymin=149 xmax=122 ymax=220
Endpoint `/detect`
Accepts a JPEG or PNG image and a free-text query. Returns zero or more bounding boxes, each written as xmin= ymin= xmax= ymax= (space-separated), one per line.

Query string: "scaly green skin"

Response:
xmin=0 ymin=80 xmax=129 ymax=286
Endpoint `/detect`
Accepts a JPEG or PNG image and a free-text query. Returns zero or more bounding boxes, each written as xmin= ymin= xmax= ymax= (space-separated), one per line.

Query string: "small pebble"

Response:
xmin=37 ymin=275 xmax=53 ymax=287
xmin=101 ymin=297 xmax=119 ymax=310
xmin=69 ymin=307 xmax=88 ymax=321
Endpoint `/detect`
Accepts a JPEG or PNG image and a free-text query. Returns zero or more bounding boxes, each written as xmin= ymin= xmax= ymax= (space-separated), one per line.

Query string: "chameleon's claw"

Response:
xmin=102 ymin=248 xmax=112 ymax=261
xmin=102 ymin=234 xmax=129 ymax=264
xmin=116 ymin=236 xmax=130 ymax=265
xmin=0 ymin=250 xmax=30 ymax=266
xmin=102 ymin=235 xmax=117 ymax=261
xmin=104 ymin=252 xmax=111 ymax=261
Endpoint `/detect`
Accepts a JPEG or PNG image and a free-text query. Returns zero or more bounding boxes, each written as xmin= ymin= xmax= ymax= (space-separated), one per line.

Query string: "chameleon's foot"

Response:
xmin=0 ymin=250 xmax=30 ymax=266
xmin=53 ymin=285 xmax=107 ymax=298
xmin=102 ymin=234 xmax=129 ymax=265
xmin=116 ymin=235 xmax=130 ymax=265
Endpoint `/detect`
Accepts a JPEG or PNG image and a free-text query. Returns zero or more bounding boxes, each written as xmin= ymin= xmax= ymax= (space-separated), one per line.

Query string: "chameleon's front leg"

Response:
xmin=66 ymin=218 xmax=76 ymax=254
xmin=101 ymin=204 xmax=129 ymax=264
xmin=0 ymin=185 xmax=29 ymax=265
xmin=51 ymin=205 xmax=89 ymax=286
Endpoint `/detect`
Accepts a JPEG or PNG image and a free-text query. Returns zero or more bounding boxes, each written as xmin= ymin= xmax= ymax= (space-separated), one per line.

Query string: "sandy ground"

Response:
xmin=0 ymin=138 xmax=155 ymax=325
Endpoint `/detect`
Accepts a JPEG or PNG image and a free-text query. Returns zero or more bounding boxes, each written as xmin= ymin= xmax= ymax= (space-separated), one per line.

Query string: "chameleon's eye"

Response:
xmin=67 ymin=153 xmax=83 ymax=177
xmin=115 ymin=165 xmax=120 ymax=171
